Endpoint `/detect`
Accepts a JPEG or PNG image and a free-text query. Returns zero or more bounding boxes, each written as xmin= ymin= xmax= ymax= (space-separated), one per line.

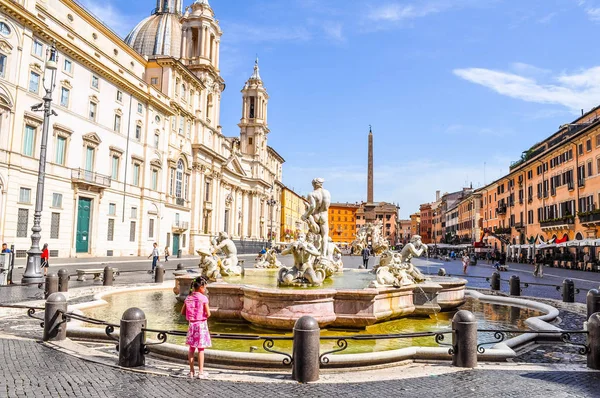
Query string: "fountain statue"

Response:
xmin=352 ymin=220 xmax=389 ymax=256
xmin=278 ymin=178 xmax=343 ymax=286
xmin=370 ymin=235 xmax=428 ymax=288
xmin=254 ymin=248 xmax=282 ymax=269
xmin=211 ymin=231 xmax=243 ymax=276
xmin=197 ymin=248 xmax=222 ymax=281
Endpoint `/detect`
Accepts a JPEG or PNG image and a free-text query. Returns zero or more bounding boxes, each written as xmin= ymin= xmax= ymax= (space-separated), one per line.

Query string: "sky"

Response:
xmin=81 ymin=0 xmax=600 ymax=218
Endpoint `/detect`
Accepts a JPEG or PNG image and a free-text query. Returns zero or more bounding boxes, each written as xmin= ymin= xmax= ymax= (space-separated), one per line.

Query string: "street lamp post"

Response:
xmin=266 ymin=196 xmax=277 ymax=248
xmin=22 ymin=41 xmax=58 ymax=284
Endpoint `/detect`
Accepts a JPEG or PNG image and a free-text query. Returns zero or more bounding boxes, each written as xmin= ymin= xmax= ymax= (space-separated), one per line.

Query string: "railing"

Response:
xmin=578 ymin=179 xmax=585 ymax=188
xmin=579 ymin=211 xmax=600 ymax=224
xmin=175 ymin=197 xmax=185 ymax=207
xmin=494 ymin=227 xmax=511 ymax=234
xmin=172 ymin=220 xmax=189 ymax=230
xmin=497 ymin=205 xmax=507 ymax=215
xmin=568 ymin=181 xmax=575 ymax=190
xmin=540 ymin=216 xmax=575 ymax=228
xmin=71 ymin=168 xmax=111 ymax=188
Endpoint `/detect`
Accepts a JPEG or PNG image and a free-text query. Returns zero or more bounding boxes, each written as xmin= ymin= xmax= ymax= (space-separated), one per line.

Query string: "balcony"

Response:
xmin=568 ymin=181 xmax=574 ymax=191
xmin=528 ymin=196 xmax=533 ymax=203
xmin=579 ymin=210 xmax=600 ymax=226
xmin=578 ymin=179 xmax=585 ymax=188
xmin=514 ymin=222 xmax=525 ymax=230
xmin=71 ymin=169 xmax=111 ymax=188
xmin=176 ymin=198 xmax=185 ymax=207
xmin=540 ymin=216 xmax=575 ymax=231
xmin=172 ymin=220 xmax=189 ymax=232
xmin=493 ymin=227 xmax=512 ymax=235
xmin=497 ymin=204 xmax=507 ymax=215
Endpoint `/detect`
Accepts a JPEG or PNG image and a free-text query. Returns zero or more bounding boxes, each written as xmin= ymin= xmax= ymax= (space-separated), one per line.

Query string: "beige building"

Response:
xmin=280 ymin=186 xmax=307 ymax=242
xmin=0 ymin=0 xmax=283 ymax=257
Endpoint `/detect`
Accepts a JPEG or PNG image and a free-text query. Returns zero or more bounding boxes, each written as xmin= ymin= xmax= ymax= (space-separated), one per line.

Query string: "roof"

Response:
xmin=125 ymin=13 xmax=182 ymax=57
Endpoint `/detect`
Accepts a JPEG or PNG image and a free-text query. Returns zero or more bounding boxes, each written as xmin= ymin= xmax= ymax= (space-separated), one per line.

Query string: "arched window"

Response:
xmin=175 ymin=160 xmax=184 ymax=198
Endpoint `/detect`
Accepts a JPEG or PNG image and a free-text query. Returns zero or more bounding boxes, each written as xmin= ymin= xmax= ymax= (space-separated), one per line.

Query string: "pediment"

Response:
xmin=82 ymin=132 xmax=101 ymax=146
xmin=0 ymin=39 xmax=13 ymax=54
xmin=225 ymin=154 xmax=246 ymax=176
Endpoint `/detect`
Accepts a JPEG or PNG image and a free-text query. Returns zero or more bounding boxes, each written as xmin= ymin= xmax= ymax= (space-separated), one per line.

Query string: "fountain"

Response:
xmin=170 ymin=177 xmax=467 ymax=330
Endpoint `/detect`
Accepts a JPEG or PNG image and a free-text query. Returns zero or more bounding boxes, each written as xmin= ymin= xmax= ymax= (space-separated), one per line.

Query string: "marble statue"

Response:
xmin=302 ymin=178 xmax=331 ymax=255
xmin=211 ymin=232 xmax=242 ymax=276
xmin=278 ymin=232 xmax=326 ymax=286
xmin=323 ymin=237 xmax=343 ymax=273
xmin=352 ymin=221 xmax=389 ymax=256
xmin=370 ymin=235 xmax=428 ymax=288
xmin=255 ymin=248 xmax=282 ymax=269
xmin=197 ymin=248 xmax=222 ymax=281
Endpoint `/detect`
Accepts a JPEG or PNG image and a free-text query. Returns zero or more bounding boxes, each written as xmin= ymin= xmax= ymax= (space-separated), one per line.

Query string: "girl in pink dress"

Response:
xmin=180 ymin=276 xmax=211 ymax=378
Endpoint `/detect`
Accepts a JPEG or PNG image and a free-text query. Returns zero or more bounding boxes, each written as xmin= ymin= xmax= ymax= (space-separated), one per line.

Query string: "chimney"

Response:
xmin=436 ymin=190 xmax=440 ymax=201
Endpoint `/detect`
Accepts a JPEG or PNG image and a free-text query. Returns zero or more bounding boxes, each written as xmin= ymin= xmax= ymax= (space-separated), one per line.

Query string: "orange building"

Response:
xmin=410 ymin=212 xmax=421 ymax=238
xmin=328 ymin=203 xmax=359 ymax=244
xmin=356 ymin=202 xmax=400 ymax=246
xmin=480 ymin=107 xmax=600 ymax=252
xmin=419 ymin=203 xmax=433 ymax=243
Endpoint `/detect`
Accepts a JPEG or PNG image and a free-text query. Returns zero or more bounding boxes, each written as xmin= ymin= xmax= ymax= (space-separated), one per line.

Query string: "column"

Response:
xmin=215 ymin=40 xmax=220 ymax=69
xmin=197 ymin=27 xmax=203 ymax=58
xmin=203 ymin=27 xmax=209 ymax=59
xmin=180 ymin=28 xmax=187 ymax=59
xmin=242 ymin=97 xmax=247 ymax=121
xmin=186 ymin=29 xmax=193 ymax=59
xmin=241 ymin=190 xmax=248 ymax=238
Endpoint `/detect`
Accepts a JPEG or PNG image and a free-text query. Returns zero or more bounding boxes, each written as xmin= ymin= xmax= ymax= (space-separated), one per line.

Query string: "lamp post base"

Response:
xmin=22 ymin=251 xmax=44 ymax=284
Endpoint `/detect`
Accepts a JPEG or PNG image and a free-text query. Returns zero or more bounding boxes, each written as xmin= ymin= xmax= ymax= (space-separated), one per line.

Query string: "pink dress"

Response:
xmin=185 ymin=292 xmax=212 ymax=349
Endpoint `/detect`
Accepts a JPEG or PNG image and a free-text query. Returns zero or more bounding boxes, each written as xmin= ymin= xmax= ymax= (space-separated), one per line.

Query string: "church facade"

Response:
xmin=0 ymin=0 xmax=282 ymax=258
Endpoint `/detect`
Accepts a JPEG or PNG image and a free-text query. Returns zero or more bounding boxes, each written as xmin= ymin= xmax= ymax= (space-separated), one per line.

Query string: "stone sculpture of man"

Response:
xmin=398 ymin=235 xmax=427 ymax=282
xmin=212 ymin=231 xmax=241 ymax=275
xmin=302 ymin=178 xmax=331 ymax=255
xmin=279 ymin=233 xmax=324 ymax=285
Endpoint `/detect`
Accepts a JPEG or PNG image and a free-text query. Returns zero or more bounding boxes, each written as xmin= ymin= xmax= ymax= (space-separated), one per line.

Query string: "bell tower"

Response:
xmin=239 ymin=58 xmax=269 ymax=165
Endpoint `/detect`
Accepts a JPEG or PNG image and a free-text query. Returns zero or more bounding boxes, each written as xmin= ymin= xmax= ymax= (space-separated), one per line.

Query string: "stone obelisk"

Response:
xmin=365 ymin=126 xmax=376 ymax=223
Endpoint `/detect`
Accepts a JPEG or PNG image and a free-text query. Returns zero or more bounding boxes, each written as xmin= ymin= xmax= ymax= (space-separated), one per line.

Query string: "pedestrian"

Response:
xmin=164 ymin=246 xmax=170 ymax=262
xmin=533 ymin=254 xmax=543 ymax=278
xmin=2 ymin=243 xmax=13 ymax=284
xmin=181 ymin=276 xmax=211 ymax=379
xmin=41 ymin=243 xmax=49 ymax=276
xmin=462 ymin=253 xmax=469 ymax=274
xmin=361 ymin=246 xmax=371 ymax=269
xmin=486 ymin=251 xmax=491 ymax=265
xmin=148 ymin=243 xmax=159 ymax=273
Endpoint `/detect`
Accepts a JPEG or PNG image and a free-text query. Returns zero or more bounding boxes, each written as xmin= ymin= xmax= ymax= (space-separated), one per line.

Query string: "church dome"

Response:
xmin=125 ymin=0 xmax=182 ymax=57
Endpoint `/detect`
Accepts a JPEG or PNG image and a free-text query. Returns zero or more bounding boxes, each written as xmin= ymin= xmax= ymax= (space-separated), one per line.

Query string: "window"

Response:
xmin=52 ymin=193 xmax=62 ymax=208
xmin=32 ymin=40 xmax=43 ymax=57
xmin=151 ymin=169 xmax=158 ymax=190
xmin=63 ymin=59 xmax=72 ymax=74
xmin=111 ymin=156 xmax=119 ymax=180
xmin=116 ymin=90 xmax=123 ymax=102
xmin=154 ymin=133 xmax=159 ymax=148
xmin=131 ymin=207 xmax=137 ymax=219
xmin=205 ymin=180 xmax=211 ymax=201
xmin=149 ymin=219 xmax=154 ymax=238
xmin=107 ymin=219 xmax=114 ymax=241
xmin=175 ymin=78 xmax=180 ymax=96
xmin=108 ymin=203 xmax=116 ymax=216
xmin=60 ymin=87 xmax=69 ymax=107
xmin=114 ymin=114 xmax=121 ymax=132
xmin=179 ymin=116 xmax=184 ymax=135
xmin=85 ymin=146 xmax=94 ymax=171
xmin=17 ymin=209 xmax=28 ymax=237
xmin=29 ymin=71 xmax=40 ymax=93
xmin=50 ymin=213 xmax=60 ymax=239
xmin=587 ymin=139 xmax=592 ymax=152
xmin=137 ymin=103 xmax=143 ymax=113
xmin=135 ymin=125 xmax=141 ymax=140
xmin=167 ymin=233 xmax=171 ymax=247
xmin=579 ymin=143 xmax=584 ymax=155
xmin=248 ymin=137 xmax=253 ymax=145
xmin=132 ymin=163 xmax=140 ymax=186
xmin=150 ymin=77 xmax=158 ymax=85
xmin=181 ymin=84 xmax=186 ymax=98
xmin=588 ymin=161 xmax=593 ymax=178
xmin=184 ymin=174 xmax=189 ymax=201
xmin=169 ymin=168 xmax=175 ymax=196
xmin=91 ymin=75 xmax=99 ymax=89
xmin=0 ymin=54 xmax=6 ymax=78
xmin=129 ymin=221 xmax=136 ymax=242
xmin=19 ymin=188 xmax=31 ymax=203
xmin=175 ymin=160 xmax=184 ymax=198
xmin=23 ymin=125 xmax=35 ymax=157
xmin=0 ymin=22 xmax=11 ymax=35
xmin=89 ymin=102 xmax=97 ymax=121
xmin=182 ymin=234 xmax=186 ymax=248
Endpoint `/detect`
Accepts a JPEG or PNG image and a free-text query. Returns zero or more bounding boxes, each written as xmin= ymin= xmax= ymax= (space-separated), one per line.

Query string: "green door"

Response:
xmin=76 ymin=198 xmax=92 ymax=253
xmin=173 ymin=234 xmax=180 ymax=256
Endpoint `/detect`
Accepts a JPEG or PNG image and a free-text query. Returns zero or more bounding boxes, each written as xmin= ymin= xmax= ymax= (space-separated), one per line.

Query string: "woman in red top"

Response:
xmin=41 ymin=243 xmax=49 ymax=276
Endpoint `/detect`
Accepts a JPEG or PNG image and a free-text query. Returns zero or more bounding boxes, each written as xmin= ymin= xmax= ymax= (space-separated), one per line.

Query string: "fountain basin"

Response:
xmin=176 ymin=270 xmax=467 ymax=330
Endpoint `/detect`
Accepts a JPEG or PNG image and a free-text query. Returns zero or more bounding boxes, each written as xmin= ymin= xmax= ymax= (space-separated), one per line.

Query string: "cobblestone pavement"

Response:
xmin=1 ymin=337 xmax=599 ymax=398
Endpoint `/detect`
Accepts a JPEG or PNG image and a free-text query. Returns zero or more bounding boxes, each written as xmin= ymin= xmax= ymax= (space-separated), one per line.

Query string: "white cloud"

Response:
xmin=368 ymin=3 xmax=443 ymax=22
xmin=222 ymin=22 xmax=311 ymax=44
xmin=511 ymin=62 xmax=550 ymax=77
xmin=453 ymin=66 xmax=600 ymax=112
xmin=587 ymin=7 xmax=600 ymax=20
xmin=537 ymin=12 xmax=558 ymax=24
xmin=323 ymin=22 xmax=345 ymax=42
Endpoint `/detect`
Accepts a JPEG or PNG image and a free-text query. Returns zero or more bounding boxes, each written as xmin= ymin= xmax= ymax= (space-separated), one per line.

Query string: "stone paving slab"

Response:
xmin=1 ymin=337 xmax=599 ymax=397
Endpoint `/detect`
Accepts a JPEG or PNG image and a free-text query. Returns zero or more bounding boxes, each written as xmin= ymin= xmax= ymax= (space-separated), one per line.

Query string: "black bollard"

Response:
xmin=562 ymin=279 xmax=575 ymax=303
xmin=588 ymin=312 xmax=600 ymax=370
xmin=57 ymin=269 xmax=69 ymax=293
xmin=490 ymin=271 xmax=501 ymax=291
xmin=509 ymin=275 xmax=521 ymax=296
xmin=154 ymin=264 xmax=165 ymax=283
xmin=292 ymin=316 xmax=320 ymax=383
xmin=438 ymin=268 xmax=447 ymax=277
xmin=118 ymin=308 xmax=146 ymax=367
xmin=176 ymin=263 xmax=184 ymax=271
xmin=103 ymin=266 xmax=114 ymax=286
xmin=44 ymin=273 xmax=59 ymax=299
xmin=588 ymin=289 xmax=600 ymax=319
xmin=452 ymin=310 xmax=478 ymax=368
xmin=177 ymin=249 xmax=182 ymax=259
xmin=43 ymin=292 xmax=67 ymax=342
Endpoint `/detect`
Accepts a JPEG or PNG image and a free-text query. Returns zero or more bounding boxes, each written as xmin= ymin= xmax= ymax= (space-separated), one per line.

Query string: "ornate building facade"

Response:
xmin=0 ymin=0 xmax=283 ymax=257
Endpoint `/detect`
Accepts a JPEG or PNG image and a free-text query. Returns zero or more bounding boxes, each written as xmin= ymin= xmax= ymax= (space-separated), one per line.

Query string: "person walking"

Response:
xmin=462 ymin=253 xmax=470 ymax=274
xmin=181 ymin=276 xmax=211 ymax=379
xmin=148 ymin=243 xmax=159 ymax=273
xmin=164 ymin=246 xmax=170 ymax=262
xmin=41 ymin=243 xmax=49 ymax=276
xmin=2 ymin=243 xmax=13 ymax=284
xmin=533 ymin=254 xmax=544 ymax=278
xmin=361 ymin=246 xmax=371 ymax=269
